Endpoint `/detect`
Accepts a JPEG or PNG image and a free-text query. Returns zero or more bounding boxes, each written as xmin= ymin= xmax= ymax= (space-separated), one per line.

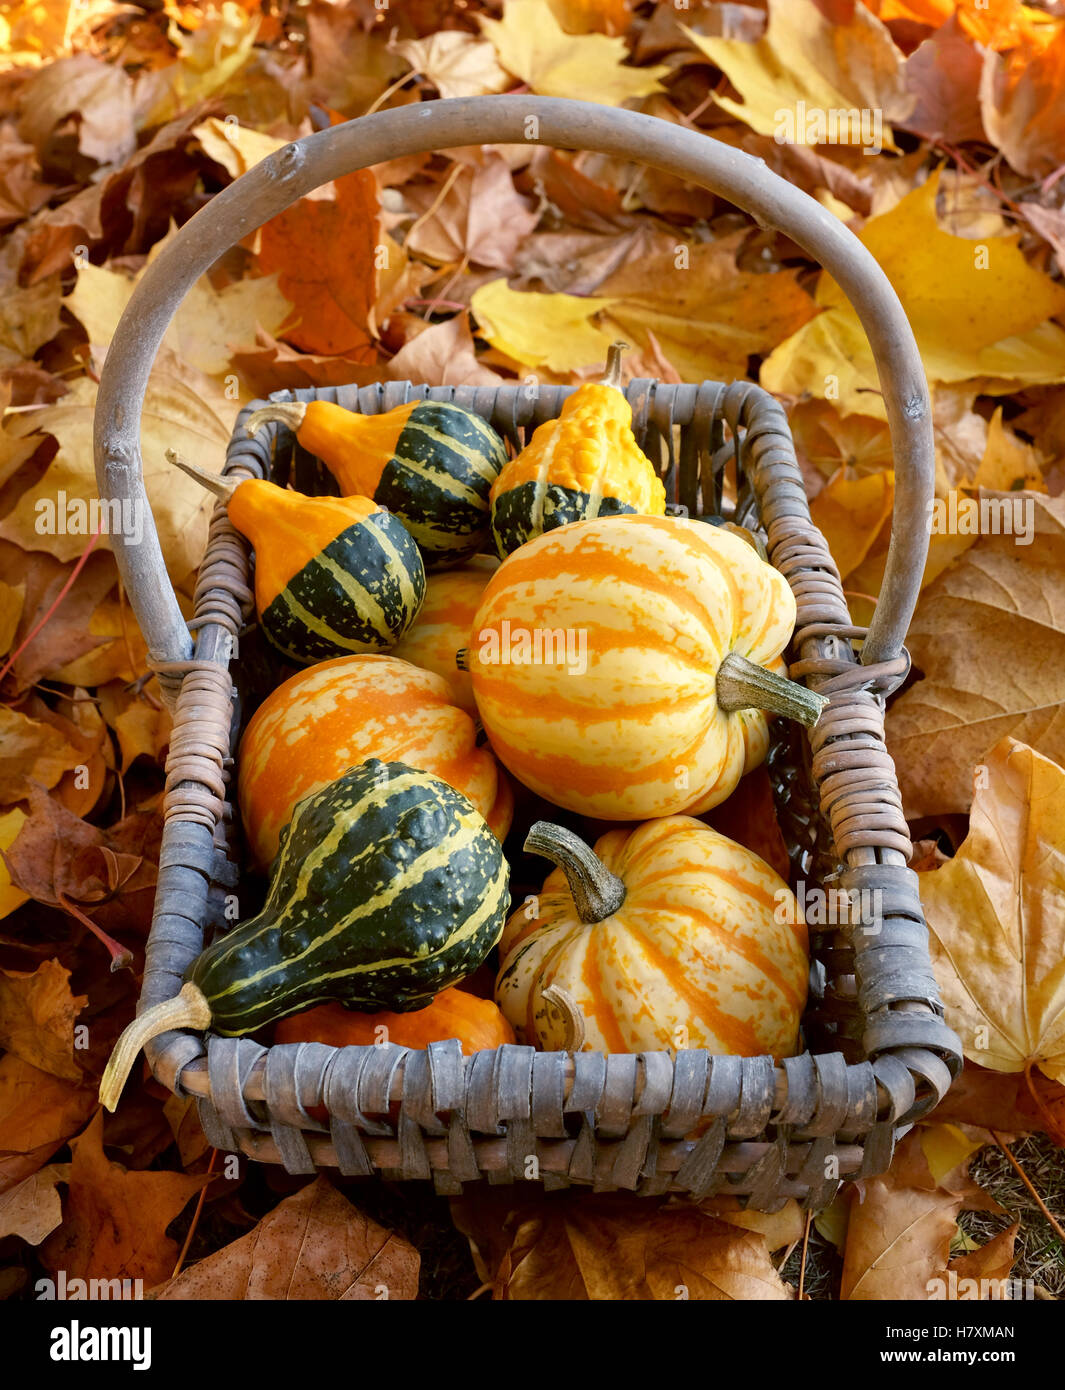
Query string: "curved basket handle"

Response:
xmin=95 ymin=96 xmax=931 ymax=697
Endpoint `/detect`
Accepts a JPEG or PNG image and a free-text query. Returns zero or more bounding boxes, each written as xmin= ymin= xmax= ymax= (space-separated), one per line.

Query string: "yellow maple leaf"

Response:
xmin=763 ymin=168 xmax=1065 ymax=416
xmin=479 ymin=0 xmax=668 ymax=105
xmin=685 ymin=0 xmax=912 ymax=149
xmin=470 ymin=279 xmax=616 ymax=374
xmin=64 ymin=233 xmax=290 ymax=380
xmin=919 ymin=739 xmax=1065 ymax=1084
xmin=192 ymin=117 xmax=287 ymax=179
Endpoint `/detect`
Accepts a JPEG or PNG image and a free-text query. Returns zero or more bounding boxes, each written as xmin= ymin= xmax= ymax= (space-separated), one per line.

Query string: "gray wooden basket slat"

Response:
xmin=93 ymin=97 xmax=963 ymax=1211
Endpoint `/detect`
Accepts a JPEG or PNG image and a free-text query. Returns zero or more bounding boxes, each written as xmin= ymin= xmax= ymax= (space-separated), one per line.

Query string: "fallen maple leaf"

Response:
xmin=154 ymin=1176 xmax=420 ymax=1299
xmin=686 ymin=0 xmax=912 ymax=148
xmin=0 ymin=959 xmax=86 ymax=1081
xmin=64 ymin=239 xmax=291 ymax=380
xmin=39 ymin=1110 xmax=208 ymax=1287
xmin=596 ymin=231 xmax=817 ymax=384
xmin=0 ymin=705 xmax=84 ymax=804
xmin=385 ymin=313 xmax=504 ymax=388
xmin=453 ymin=1190 xmax=793 ymax=1299
xmin=479 ymin=0 xmax=669 ymax=105
xmin=192 ymin=116 xmax=287 ymax=179
xmin=404 ymin=153 xmax=540 ymax=270
xmin=470 ymin=278 xmax=615 ymax=373
xmin=391 ymin=30 xmax=512 ymax=100
xmin=980 ymin=24 xmax=1065 ymax=179
xmin=841 ymin=1126 xmax=1003 ymax=1300
xmin=900 ymin=15 xmax=987 ymax=144
xmin=0 ymin=370 xmax=236 ymax=587
xmin=763 ymin=168 xmax=1065 ymax=417
xmin=932 ymin=1062 xmax=1065 ymax=1144
xmin=0 ymin=1163 xmax=70 ymax=1245
xmin=0 ymin=1054 xmax=96 ymax=1196
xmin=16 ymin=52 xmax=136 ymax=172
xmin=886 ymin=496 xmax=1065 ymax=817
xmin=257 ymin=169 xmax=380 ymax=357
xmin=918 ymin=738 xmax=1065 ymax=1086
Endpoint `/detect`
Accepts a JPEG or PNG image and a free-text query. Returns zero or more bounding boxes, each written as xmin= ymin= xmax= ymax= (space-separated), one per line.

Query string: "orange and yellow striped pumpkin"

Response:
xmin=391 ymin=556 xmax=498 ymax=715
xmin=495 ymin=817 xmax=808 ymax=1058
xmin=466 ymin=513 xmax=820 ymax=820
xmin=238 ymin=654 xmax=512 ymax=869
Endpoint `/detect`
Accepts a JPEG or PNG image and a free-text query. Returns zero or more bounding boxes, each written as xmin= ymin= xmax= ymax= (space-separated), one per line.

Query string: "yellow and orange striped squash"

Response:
xmin=495 ymin=817 xmax=808 ymax=1058
xmin=238 ymin=654 xmax=512 ymax=869
xmin=467 ymin=513 xmax=805 ymax=820
xmin=391 ymin=556 xmax=498 ymax=715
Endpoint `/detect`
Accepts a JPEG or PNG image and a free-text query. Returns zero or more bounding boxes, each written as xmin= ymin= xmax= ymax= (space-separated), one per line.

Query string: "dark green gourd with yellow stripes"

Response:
xmin=98 ymin=759 xmax=511 ymax=1110
xmin=166 ymin=452 xmax=425 ymax=665
xmin=244 ymin=397 xmax=508 ymax=569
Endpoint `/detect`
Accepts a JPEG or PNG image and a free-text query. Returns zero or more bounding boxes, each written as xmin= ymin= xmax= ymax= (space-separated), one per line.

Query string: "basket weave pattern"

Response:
xmin=138 ymin=375 xmax=962 ymax=1212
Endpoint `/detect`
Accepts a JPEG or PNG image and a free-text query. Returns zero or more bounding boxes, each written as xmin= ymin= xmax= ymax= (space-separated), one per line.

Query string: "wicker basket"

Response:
xmin=94 ymin=97 xmax=962 ymax=1213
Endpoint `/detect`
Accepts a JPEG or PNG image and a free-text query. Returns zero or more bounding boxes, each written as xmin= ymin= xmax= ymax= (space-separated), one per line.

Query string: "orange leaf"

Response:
xmin=256 ymin=170 xmax=381 ymax=357
xmin=39 ymin=1110 xmax=208 ymax=1287
xmin=0 ymin=959 xmax=86 ymax=1081
xmin=154 ymin=1176 xmax=420 ymax=1300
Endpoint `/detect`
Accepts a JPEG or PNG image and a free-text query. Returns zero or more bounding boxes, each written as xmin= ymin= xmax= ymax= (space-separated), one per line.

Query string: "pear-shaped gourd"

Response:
xmin=99 ymin=759 xmax=510 ymax=1111
xmin=168 ymin=450 xmax=424 ymax=665
xmin=243 ymin=397 xmax=508 ymax=570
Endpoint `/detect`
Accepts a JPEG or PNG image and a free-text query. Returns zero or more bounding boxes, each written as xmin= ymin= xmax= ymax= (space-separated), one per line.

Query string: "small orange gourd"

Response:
xmin=274 ymin=987 xmax=515 ymax=1053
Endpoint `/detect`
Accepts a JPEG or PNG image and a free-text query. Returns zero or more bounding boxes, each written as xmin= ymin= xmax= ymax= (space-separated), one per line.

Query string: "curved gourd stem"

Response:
xmin=98 ymin=982 xmax=213 ymax=1113
xmin=600 ymin=341 xmax=628 ymax=390
xmin=524 ymin=821 xmax=626 ymax=923
xmin=166 ymin=448 xmax=239 ymax=503
xmin=245 ymin=400 xmax=308 ymax=438
xmin=716 ymin=651 xmax=828 ymax=728
xmin=542 ymin=983 xmax=586 ymax=1052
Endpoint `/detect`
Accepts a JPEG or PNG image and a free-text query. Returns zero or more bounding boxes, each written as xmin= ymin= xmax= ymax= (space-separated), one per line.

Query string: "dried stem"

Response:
xmin=99 ymin=982 xmax=213 ymax=1113
xmin=165 ymin=448 xmax=239 ymax=503
xmin=600 ymin=340 xmax=628 ymax=390
xmin=244 ymin=400 xmax=308 ymax=438
xmin=990 ymin=1129 xmax=1065 ymax=1244
xmin=716 ymin=652 xmax=828 ymax=728
xmin=524 ymin=821 xmax=626 ymax=924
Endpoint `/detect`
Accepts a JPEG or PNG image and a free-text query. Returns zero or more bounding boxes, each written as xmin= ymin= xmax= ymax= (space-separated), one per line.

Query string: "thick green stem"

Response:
xmin=716 ymin=651 xmax=828 ymax=728
xmin=244 ymin=401 xmax=308 ymax=437
xmin=524 ymin=821 xmax=626 ymax=923
xmin=166 ymin=448 xmax=238 ymax=503
xmin=98 ymin=982 xmax=213 ymax=1113
xmin=600 ymin=340 xmax=628 ymax=391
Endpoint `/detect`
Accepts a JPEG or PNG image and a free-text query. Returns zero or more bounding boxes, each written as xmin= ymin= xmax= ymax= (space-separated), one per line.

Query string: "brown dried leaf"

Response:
xmin=919 ymin=738 xmax=1065 ymax=1084
xmin=900 ymin=15 xmax=987 ymax=144
xmin=16 ymin=53 xmax=136 ymax=172
xmin=257 ymin=168 xmax=380 ymax=357
xmin=454 ymin=1190 xmax=792 ymax=1300
xmin=0 ymin=959 xmax=86 ymax=1081
xmin=385 ymin=313 xmax=503 ymax=388
xmin=0 ymin=1163 xmax=70 ymax=1245
xmin=933 ymin=1062 xmax=1065 ymax=1143
xmin=405 ymin=153 xmax=539 ymax=270
xmin=391 ymin=30 xmax=511 ymax=100
xmin=597 ymin=232 xmax=817 ymax=384
xmin=154 ymin=1176 xmax=419 ymax=1300
xmin=0 ymin=544 xmax=119 ymax=694
xmin=40 ymin=1110 xmax=208 ymax=1287
xmin=0 ymin=706 xmax=84 ymax=804
xmin=841 ymin=1127 xmax=1003 ymax=1301
xmin=886 ymin=494 xmax=1065 ymax=818
xmin=0 ymin=1055 xmax=96 ymax=1196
